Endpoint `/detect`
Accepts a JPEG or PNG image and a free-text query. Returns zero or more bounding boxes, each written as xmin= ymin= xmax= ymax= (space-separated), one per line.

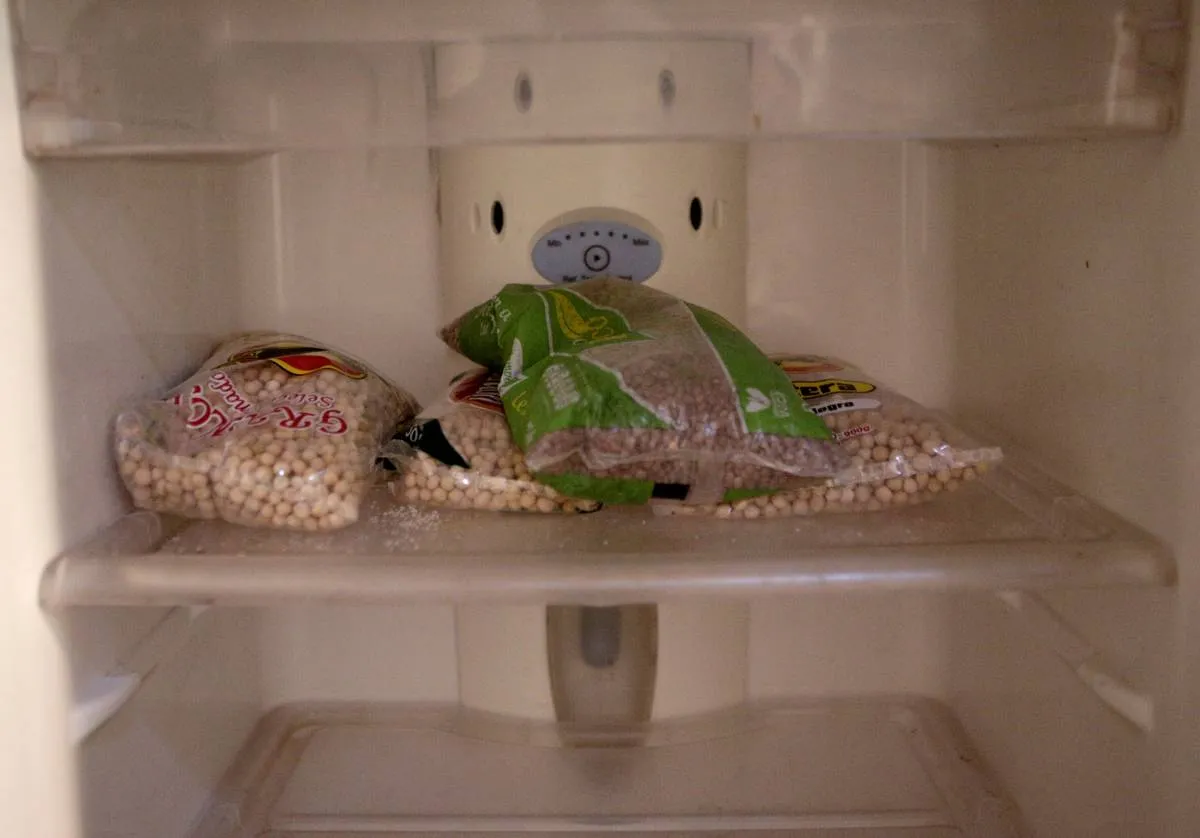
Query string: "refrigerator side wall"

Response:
xmin=0 ymin=8 xmax=79 ymax=836
xmin=945 ymin=67 xmax=1200 ymax=836
xmin=31 ymin=152 xmax=267 ymax=838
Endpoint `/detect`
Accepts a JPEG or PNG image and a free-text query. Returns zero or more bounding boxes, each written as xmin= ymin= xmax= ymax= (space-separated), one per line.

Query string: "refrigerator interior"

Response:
xmin=3 ymin=1 xmax=1198 ymax=836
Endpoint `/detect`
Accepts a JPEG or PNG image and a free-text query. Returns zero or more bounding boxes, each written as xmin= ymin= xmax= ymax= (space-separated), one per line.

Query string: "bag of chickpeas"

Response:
xmin=775 ymin=355 xmax=1003 ymax=487
xmin=114 ymin=332 xmax=419 ymax=530
xmin=655 ymin=355 xmax=1003 ymax=519
xmin=383 ymin=369 xmax=600 ymax=514
xmin=441 ymin=279 xmax=848 ymax=505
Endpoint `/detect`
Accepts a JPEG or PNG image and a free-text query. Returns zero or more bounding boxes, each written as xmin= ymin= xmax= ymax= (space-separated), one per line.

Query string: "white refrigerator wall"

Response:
xmin=943 ymin=127 xmax=1200 ymax=832
xmin=33 ymin=156 xmax=262 ymax=838
xmin=0 ymin=11 xmax=77 ymax=836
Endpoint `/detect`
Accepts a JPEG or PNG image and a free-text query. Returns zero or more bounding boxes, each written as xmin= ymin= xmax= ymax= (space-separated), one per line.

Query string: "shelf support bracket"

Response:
xmin=995 ymin=591 xmax=1153 ymax=734
xmin=70 ymin=605 xmax=209 ymax=745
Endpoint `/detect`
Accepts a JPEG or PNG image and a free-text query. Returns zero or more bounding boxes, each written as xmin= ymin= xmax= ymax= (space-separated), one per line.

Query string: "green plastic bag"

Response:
xmin=441 ymin=279 xmax=846 ymax=504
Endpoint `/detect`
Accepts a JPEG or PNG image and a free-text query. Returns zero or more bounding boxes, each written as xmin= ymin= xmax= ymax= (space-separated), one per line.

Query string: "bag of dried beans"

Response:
xmin=776 ymin=354 xmax=1003 ymax=488
xmin=384 ymin=369 xmax=600 ymax=514
xmin=655 ymin=355 xmax=1003 ymax=518
xmin=440 ymin=279 xmax=847 ymax=505
xmin=114 ymin=332 xmax=418 ymax=530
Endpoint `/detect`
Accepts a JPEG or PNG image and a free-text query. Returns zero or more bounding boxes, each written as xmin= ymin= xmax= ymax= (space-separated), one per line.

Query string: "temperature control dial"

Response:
xmin=532 ymin=220 xmax=663 ymax=284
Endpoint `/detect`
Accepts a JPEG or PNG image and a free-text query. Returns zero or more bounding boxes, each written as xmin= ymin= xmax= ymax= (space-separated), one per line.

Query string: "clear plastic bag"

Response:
xmin=655 ymin=464 xmax=990 ymax=518
xmin=384 ymin=370 xmax=600 ymax=514
xmin=773 ymin=355 xmax=1003 ymax=487
xmin=654 ymin=355 xmax=1001 ymax=519
xmin=114 ymin=332 xmax=418 ymax=530
xmin=440 ymin=279 xmax=847 ymax=505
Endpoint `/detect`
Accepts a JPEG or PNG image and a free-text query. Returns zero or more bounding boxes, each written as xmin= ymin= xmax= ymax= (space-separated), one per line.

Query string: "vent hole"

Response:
xmin=659 ymin=69 xmax=676 ymax=108
xmin=689 ymin=197 xmax=703 ymax=231
xmin=514 ymin=73 xmax=533 ymax=112
xmin=491 ymin=200 xmax=505 ymax=236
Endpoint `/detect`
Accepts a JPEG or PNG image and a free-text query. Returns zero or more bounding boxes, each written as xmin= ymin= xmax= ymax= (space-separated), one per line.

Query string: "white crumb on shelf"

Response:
xmin=370 ymin=504 xmax=443 ymax=550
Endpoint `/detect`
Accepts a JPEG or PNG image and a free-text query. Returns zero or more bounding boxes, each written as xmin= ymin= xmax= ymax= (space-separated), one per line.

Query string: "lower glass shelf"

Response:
xmin=190 ymin=697 xmax=1025 ymax=838
xmin=41 ymin=452 xmax=1174 ymax=608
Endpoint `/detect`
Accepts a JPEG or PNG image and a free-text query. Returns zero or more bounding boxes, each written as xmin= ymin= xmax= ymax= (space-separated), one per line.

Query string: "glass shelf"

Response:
xmin=40 ymin=453 xmax=1174 ymax=609
xmin=188 ymin=698 xmax=1024 ymax=838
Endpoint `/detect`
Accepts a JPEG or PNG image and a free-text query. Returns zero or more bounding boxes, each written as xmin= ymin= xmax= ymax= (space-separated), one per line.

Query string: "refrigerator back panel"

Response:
xmin=439 ymin=142 xmax=748 ymax=325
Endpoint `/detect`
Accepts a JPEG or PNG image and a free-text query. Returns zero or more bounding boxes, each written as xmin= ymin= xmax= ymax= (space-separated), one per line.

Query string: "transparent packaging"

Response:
xmin=657 ymin=464 xmax=989 ymax=520
xmin=442 ymin=280 xmax=847 ymax=505
xmin=657 ymin=356 xmax=1004 ymax=519
xmin=384 ymin=370 xmax=600 ymax=515
xmin=776 ymin=355 xmax=1004 ymax=487
xmin=114 ymin=332 xmax=418 ymax=531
